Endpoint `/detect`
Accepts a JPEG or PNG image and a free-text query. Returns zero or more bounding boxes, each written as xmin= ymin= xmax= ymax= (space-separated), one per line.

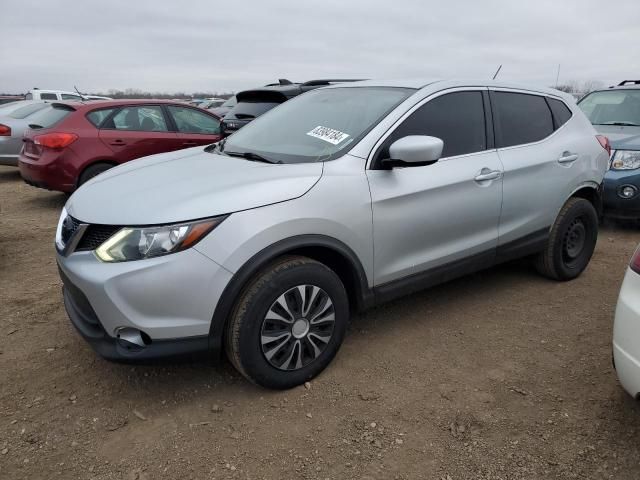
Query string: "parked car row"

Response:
xmin=16 ymin=99 xmax=222 ymax=192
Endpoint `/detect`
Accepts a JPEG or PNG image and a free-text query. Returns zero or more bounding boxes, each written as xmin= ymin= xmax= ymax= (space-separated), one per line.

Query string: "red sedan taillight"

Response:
xmin=0 ymin=124 xmax=10 ymax=136
xmin=33 ymin=132 xmax=78 ymax=149
xmin=596 ymin=135 xmax=611 ymax=157
xmin=631 ymin=246 xmax=640 ymax=274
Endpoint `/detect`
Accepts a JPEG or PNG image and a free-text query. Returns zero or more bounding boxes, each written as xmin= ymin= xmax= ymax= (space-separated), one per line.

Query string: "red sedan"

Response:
xmin=19 ymin=100 xmax=222 ymax=193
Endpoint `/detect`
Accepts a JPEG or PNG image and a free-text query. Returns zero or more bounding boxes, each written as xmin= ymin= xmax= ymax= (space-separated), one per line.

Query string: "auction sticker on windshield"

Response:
xmin=306 ymin=126 xmax=350 ymax=145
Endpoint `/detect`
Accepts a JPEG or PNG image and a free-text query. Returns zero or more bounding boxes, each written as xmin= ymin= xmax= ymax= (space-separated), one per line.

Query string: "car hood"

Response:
xmin=66 ymin=147 xmax=323 ymax=225
xmin=593 ymin=125 xmax=640 ymax=150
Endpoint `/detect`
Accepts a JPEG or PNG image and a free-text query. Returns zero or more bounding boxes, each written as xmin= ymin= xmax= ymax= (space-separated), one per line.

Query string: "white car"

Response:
xmin=25 ymin=89 xmax=84 ymax=101
xmin=613 ymin=245 xmax=640 ymax=399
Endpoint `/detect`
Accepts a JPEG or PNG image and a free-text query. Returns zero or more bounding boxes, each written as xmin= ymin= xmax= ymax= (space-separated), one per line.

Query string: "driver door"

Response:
xmin=366 ymin=89 xmax=503 ymax=286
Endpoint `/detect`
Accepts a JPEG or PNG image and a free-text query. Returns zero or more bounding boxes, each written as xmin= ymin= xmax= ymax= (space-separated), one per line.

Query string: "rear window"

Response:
xmin=226 ymin=101 xmax=281 ymax=120
xmin=61 ymin=93 xmax=82 ymax=101
xmin=493 ymin=92 xmax=554 ymax=148
xmin=25 ymin=93 xmax=33 ymax=100
xmin=26 ymin=105 xmax=74 ymax=128
xmin=8 ymin=103 xmax=50 ymax=119
xmin=86 ymin=108 xmax=115 ymax=127
xmin=40 ymin=93 xmax=57 ymax=100
xmin=547 ymin=98 xmax=573 ymax=128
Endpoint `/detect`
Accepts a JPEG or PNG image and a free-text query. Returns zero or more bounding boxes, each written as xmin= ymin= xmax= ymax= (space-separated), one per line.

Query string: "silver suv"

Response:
xmin=56 ymin=79 xmax=609 ymax=389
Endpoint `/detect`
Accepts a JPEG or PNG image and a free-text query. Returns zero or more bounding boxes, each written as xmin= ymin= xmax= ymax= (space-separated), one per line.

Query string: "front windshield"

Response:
xmin=221 ymin=87 xmax=414 ymax=163
xmin=578 ymin=89 xmax=640 ymax=126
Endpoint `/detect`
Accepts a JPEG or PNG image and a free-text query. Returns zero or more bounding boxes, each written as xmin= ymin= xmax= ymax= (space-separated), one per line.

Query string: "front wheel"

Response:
xmin=225 ymin=256 xmax=349 ymax=389
xmin=535 ymin=197 xmax=599 ymax=281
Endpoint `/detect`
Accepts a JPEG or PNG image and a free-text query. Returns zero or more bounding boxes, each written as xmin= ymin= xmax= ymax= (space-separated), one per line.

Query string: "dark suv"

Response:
xmin=578 ymin=80 xmax=640 ymax=219
xmin=221 ymin=79 xmax=362 ymax=135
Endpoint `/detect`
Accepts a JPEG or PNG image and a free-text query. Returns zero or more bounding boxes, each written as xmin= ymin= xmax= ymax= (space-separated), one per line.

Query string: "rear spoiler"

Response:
xmin=51 ymin=102 xmax=77 ymax=111
xmin=300 ymin=79 xmax=366 ymax=87
xmin=616 ymin=80 xmax=640 ymax=86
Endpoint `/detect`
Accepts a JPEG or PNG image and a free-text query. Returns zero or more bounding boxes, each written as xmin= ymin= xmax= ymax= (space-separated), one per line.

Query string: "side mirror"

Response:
xmin=384 ymin=135 xmax=444 ymax=168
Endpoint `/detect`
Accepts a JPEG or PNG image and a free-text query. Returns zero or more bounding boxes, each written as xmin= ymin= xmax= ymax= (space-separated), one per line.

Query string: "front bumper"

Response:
xmin=602 ymin=169 xmax=640 ymax=219
xmin=613 ymin=268 xmax=640 ymax=399
xmin=57 ymin=247 xmax=233 ymax=361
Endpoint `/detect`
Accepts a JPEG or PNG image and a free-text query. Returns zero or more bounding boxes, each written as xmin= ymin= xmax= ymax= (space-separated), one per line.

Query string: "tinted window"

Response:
xmin=40 ymin=93 xmax=57 ymax=100
xmin=578 ymin=89 xmax=640 ymax=126
xmin=548 ymin=98 xmax=572 ymax=128
xmin=86 ymin=108 xmax=116 ymax=127
xmin=493 ymin=92 xmax=554 ymax=148
xmin=25 ymin=105 xmax=74 ymax=128
xmin=167 ymin=106 xmax=220 ymax=134
xmin=61 ymin=94 xmax=82 ymax=101
xmin=8 ymin=103 xmax=49 ymax=119
xmin=105 ymin=106 xmax=168 ymax=131
xmin=378 ymin=91 xmax=486 ymax=160
xmin=226 ymin=101 xmax=281 ymax=120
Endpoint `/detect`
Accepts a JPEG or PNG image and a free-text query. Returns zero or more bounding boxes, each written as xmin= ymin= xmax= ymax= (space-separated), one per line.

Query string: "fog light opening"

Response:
xmin=115 ymin=327 xmax=152 ymax=351
xmin=619 ymin=185 xmax=638 ymax=199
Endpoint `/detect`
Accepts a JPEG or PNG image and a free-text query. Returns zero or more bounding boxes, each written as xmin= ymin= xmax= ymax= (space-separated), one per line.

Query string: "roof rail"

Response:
xmin=300 ymin=79 xmax=366 ymax=87
xmin=618 ymin=80 xmax=640 ymax=86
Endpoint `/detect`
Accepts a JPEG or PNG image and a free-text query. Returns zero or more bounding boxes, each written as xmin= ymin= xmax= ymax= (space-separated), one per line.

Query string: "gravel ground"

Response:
xmin=1 ymin=165 xmax=640 ymax=480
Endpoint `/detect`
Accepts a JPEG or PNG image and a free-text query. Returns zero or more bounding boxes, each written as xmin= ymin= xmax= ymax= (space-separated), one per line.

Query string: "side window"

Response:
xmin=40 ymin=93 xmax=57 ymax=100
xmin=377 ymin=91 xmax=486 ymax=160
xmin=493 ymin=92 xmax=554 ymax=147
xmin=105 ymin=106 xmax=168 ymax=132
xmin=86 ymin=108 xmax=116 ymax=127
xmin=167 ymin=106 xmax=220 ymax=134
xmin=547 ymin=98 xmax=573 ymax=129
xmin=61 ymin=94 xmax=82 ymax=101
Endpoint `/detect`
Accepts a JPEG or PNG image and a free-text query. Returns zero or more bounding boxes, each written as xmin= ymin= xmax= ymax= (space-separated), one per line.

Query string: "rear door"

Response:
xmin=165 ymin=105 xmax=222 ymax=147
xmin=491 ymin=90 xmax=584 ymax=247
xmin=98 ymin=105 xmax=180 ymax=162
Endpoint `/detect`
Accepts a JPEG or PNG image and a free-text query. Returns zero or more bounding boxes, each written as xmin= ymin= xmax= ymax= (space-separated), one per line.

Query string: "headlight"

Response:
xmin=95 ymin=216 xmax=225 ymax=263
xmin=611 ymin=150 xmax=640 ymax=170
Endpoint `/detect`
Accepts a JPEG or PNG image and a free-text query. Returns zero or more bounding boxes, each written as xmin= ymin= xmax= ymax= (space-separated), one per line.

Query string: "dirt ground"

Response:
xmin=1 ymin=165 xmax=640 ymax=480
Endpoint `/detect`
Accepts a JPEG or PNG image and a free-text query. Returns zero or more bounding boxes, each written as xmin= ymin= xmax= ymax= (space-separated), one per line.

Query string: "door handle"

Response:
xmin=474 ymin=169 xmax=502 ymax=182
xmin=558 ymin=152 xmax=578 ymax=164
xmin=109 ymin=140 xmax=126 ymax=146
xmin=183 ymin=141 xmax=198 ymax=146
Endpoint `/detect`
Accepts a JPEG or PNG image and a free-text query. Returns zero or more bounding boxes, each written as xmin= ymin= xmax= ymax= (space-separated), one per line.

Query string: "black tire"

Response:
xmin=225 ymin=255 xmax=349 ymax=389
xmin=535 ymin=197 xmax=598 ymax=281
xmin=78 ymin=163 xmax=114 ymax=187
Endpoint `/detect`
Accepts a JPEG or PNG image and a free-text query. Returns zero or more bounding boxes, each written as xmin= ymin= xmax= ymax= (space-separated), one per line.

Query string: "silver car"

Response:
xmin=56 ymin=79 xmax=608 ymax=389
xmin=0 ymin=101 xmax=50 ymax=166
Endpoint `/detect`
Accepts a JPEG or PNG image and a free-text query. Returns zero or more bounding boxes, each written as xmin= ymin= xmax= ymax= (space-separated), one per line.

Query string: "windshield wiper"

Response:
xmin=224 ymin=150 xmax=281 ymax=164
xmin=597 ymin=121 xmax=640 ymax=127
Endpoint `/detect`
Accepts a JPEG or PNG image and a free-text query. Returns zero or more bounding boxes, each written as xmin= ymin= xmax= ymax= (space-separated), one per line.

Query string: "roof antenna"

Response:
xmin=492 ymin=65 xmax=502 ymax=80
xmin=555 ymin=64 xmax=561 ymax=88
xmin=73 ymin=85 xmax=85 ymax=99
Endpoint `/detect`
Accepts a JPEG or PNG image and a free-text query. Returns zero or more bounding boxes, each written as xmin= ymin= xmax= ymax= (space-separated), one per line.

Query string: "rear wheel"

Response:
xmin=78 ymin=162 xmax=114 ymax=187
xmin=535 ymin=197 xmax=598 ymax=281
xmin=225 ymin=256 xmax=349 ymax=389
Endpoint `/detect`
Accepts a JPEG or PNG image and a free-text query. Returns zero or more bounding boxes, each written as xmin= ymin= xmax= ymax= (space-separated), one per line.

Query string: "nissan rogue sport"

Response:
xmin=56 ymin=79 xmax=609 ymax=389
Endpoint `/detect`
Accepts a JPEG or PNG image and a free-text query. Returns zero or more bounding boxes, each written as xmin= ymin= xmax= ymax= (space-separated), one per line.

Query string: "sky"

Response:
xmin=1 ymin=0 xmax=639 ymax=95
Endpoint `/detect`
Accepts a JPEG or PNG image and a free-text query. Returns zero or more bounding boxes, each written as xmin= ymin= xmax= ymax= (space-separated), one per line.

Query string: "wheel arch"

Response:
xmin=77 ymin=159 xmax=118 ymax=188
xmin=569 ymin=182 xmax=603 ymax=217
xmin=208 ymin=235 xmax=374 ymax=359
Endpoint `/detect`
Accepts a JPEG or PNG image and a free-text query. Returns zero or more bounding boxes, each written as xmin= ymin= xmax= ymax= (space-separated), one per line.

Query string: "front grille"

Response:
xmin=61 ymin=216 xmax=82 ymax=245
xmin=76 ymin=224 xmax=122 ymax=252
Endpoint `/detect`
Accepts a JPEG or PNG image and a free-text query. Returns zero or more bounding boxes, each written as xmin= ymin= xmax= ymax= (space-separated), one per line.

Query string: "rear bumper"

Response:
xmin=18 ymin=152 xmax=76 ymax=192
xmin=0 ymin=154 xmax=18 ymax=166
xmin=602 ymin=169 xmax=640 ymax=219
